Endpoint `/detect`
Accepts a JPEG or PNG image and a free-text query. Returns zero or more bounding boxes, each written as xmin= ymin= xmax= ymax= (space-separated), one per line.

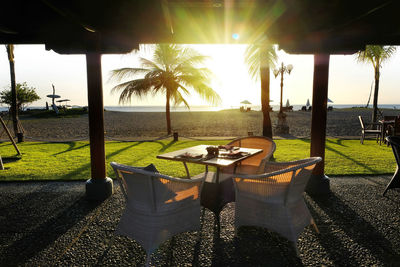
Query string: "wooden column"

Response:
xmin=306 ymin=54 xmax=330 ymax=195
xmin=85 ymin=52 xmax=113 ymax=200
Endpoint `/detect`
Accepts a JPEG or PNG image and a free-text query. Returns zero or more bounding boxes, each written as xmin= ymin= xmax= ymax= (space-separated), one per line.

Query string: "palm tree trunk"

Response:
xmin=372 ymin=67 xmax=380 ymax=124
xmin=6 ymin=45 xmax=19 ymax=137
xmin=166 ymin=91 xmax=172 ymax=135
xmin=260 ymin=66 xmax=273 ymax=138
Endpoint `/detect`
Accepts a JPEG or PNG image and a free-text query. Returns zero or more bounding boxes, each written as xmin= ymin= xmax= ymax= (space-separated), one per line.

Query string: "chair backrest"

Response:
xmin=110 ymin=162 xmax=204 ymax=214
xmin=358 ymin=116 xmax=365 ymax=130
xmin=384 ymin=115 xmax=396 ymax=121
xmin=393 ymin=116 xmax=400 ymax=136
xmin=233 ymin=157 xmax=321 ymax=204
xmin=386 ymin=136 xmax=400 ymax=166
xmin=227 ymin=136 xmax=276 ymax=171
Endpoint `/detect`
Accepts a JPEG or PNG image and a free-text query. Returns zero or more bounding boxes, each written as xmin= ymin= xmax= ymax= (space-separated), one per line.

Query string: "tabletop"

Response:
xmin=379 ymin=119 xmax=395 ymax=124
xmin=157 ymin=145 xmax=263 ymax=168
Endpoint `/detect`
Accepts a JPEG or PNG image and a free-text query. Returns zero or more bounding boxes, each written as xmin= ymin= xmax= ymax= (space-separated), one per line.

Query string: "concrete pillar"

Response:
xmin=306 ymin=54 xmax=330 ymax=195
xmin=85 ymin=52 xmax=113 ymax=200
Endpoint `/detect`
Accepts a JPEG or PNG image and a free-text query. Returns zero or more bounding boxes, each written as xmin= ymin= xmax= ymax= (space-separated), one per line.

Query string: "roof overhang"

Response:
xmin=1 ymin=0 xmax=399 ymax=54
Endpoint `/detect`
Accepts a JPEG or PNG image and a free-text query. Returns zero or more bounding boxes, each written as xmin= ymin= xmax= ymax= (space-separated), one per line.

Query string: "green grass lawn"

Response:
xmin=0 ymin=139 xmax=395 ymax=181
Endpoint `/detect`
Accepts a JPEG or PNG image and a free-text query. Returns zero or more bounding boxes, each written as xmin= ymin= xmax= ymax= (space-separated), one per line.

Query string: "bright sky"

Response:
xmin=0 ymin=44 xmax=399 ymax=108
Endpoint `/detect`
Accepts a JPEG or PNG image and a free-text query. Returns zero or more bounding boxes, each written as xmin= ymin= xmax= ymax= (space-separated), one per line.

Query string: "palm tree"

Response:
xmin=5 ymin=44 xmax=19 ymax=137
xmin=110 ymin=44 xmax=221 ymax=134
xmin=244 ymin=43 xmax=277 ymax=138
xmin=357 ymin=45 xmax=397 ymax=123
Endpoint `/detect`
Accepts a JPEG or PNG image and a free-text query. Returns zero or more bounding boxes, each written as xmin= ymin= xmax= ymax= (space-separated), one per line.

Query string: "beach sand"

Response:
xmin=8 ymin=108 xmax=399 ymax=141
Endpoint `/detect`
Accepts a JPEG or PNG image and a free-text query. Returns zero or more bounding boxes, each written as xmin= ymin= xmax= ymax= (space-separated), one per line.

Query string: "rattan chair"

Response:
xmin=383 ymin=136 xmax=400 ymax=196
xmin=224 ymin=136 xmax=276 ymax=174
xmin=358 ymin=116 xmax=381 ymax=144
xmin=110 ymin=162 xmax=205 ymax=265
xmin=232 ymin=157 xmax=322 ymax=253
xmin=386 ymin=116 xmax=400 ymax=137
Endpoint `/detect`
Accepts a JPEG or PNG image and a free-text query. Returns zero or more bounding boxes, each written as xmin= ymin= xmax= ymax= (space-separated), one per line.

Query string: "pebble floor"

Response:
xmin=0 ymin=176 xmax=399 ymax=266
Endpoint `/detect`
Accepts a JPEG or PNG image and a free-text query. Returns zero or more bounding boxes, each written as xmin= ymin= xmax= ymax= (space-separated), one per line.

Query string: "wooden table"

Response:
xmin=157 ymin=145 xmax=263 ymax=216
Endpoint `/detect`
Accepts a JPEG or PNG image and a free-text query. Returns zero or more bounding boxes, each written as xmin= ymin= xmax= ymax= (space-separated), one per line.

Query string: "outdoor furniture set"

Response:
xmin=359 ymin=115 xmax=400 ymax=145
xmin=359 ymin=115 xmax=400 ymax=196
xmin=111 ymin=136 xmax=322 ymax=264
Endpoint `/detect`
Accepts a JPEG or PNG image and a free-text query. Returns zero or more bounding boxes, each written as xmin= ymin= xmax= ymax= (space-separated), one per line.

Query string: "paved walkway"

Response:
xmin=0 ymin=176 xmax=399 ymax=266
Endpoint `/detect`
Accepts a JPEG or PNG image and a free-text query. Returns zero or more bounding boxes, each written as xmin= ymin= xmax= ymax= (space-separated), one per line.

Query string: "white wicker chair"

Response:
xmin=223 ymin=136 xmax=276 ymax=174
xmin=110 ymin=162 xmax=205 ymax=265
xmin=232 ymin=157 xmax=322 ymax=253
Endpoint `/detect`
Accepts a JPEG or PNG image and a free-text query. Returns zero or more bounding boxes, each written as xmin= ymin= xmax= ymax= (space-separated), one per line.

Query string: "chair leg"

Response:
xmin=311 ymin=218 xmax=319 ymax=234
xmin=383 ymin=166 xmax=400 ymax=196
xmin=360 ymin=133 xmax=364 ymax=144
xmin=145 ymin=254 xmax=151 ymax=267
xmin=293 ymin=243 xmax=300 ymax=257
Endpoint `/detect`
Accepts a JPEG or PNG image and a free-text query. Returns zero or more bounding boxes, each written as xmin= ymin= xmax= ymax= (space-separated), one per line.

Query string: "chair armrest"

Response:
xmin=235 ymin=157 xmax=321 ymax=180
xmin=365 ymin=123 xmax=381 ymax=130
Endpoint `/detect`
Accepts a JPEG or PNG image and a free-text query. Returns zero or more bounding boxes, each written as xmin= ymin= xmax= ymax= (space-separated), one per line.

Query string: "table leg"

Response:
xmin=183 ymin=162 xmax=190 ymax=179
xmin=382 ymin=124 xmax=386 ymax=144
xmin=233 ymin=164 xmax=238 ymax=174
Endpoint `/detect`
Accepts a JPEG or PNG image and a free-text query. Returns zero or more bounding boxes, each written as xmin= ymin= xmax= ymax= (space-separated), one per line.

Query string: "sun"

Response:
xmin=188 ymin=44 xmax=260 ymax=109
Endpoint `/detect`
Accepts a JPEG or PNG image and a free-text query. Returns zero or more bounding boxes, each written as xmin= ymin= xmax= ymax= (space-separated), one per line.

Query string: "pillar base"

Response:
xmin=86 ymin=177 xmax=113 ymax=200
xmin=306 ymin=174 xmax=330 ymax=196
xmin=275 ymin=112 xmax=289 ymax=134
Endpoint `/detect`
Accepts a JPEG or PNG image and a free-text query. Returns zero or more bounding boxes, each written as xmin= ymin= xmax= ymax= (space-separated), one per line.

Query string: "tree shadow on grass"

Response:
xmin=2 ymin=156 xmax=21 ymax=163
xmin=0 ymin=185 xmax=101 ymax=265
xmin=156 ymin=140 xmax=178 ymax=153
xmin=105 ymin=142 xmax=144 ymax=160
xmin=299 ymin=139 xmax=378 ymax=174
xmin=52 ymin=142 xmax=90 ymax=156
xmin=306 ymin=192 xmax=400 ymax=266
xmin=326 ymin=139 xmax=347 ymax=147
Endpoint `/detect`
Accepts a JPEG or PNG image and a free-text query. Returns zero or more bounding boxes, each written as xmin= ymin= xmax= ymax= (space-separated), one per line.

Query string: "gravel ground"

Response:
xmin=11 ymin=108 xmax=399 ymax=142
xmin=0 ymin=176 xmax=399 ymax=266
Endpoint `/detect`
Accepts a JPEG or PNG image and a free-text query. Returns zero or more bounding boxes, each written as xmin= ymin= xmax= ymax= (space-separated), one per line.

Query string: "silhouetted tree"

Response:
xmin=110 ymin=44 xmax=221 ymax=134
xmin=0 ymin=82 xmax=40 ymax=112
xmin=244 ymin=43 xmax=277 ymax=138
xmin=357 ymin=45 xmax=397 ymax=123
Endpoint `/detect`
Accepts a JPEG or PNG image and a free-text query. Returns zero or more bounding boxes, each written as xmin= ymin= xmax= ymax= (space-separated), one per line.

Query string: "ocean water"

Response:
xmin=103 ymin=104 xmax=400 ymax=112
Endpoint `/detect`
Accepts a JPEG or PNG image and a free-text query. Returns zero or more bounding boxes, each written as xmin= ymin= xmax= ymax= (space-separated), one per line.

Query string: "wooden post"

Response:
xmin=0 ymin=116 xmax=20 ymax=155
xmin=306 ymin=54 xmax=330 ymax=195
xmin=85 ymin=52 xmax=113 ymax=200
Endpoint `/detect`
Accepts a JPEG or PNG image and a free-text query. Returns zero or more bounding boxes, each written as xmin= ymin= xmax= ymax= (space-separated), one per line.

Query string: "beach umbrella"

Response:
xmin=328 ymin=98 xmax=334 ymax=103
xmin=47 ymin=84 xmax=60 ymax=105
xmin=47 ymin=94 xmax=60 ymax=105
xmin=56 ymin=99 xmax=70 ymax=103
xmin=240 ymin=100 xmax=251 ymax=105
xmin=286 ymin=99 xmax=290 ymax=107
xmin=306 ymin=99 xmax=310 ymax=107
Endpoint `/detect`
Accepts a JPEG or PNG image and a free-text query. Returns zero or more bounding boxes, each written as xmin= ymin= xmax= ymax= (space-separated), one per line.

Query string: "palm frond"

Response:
xmin=189 ymin=83 xmax=222 ymax=105
xmin=170 ymin=89 xmax=190 ymax=108
xmin=108 ymin=68 xmax=149 ymax=83
xmin=154 ymin=44 xmax=181 ymax=70
xmin=139 ymin=57 xmax=163 ymax=70
xmin=176 ymin=67 xmax=213 ymax=81
xmin=244 ymin=44 xmax=277 ymax=81
xmin=111 ymin=78 xmax=160 ymax=104
xmin=356 ymin=45 xmax=397 ymax=69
